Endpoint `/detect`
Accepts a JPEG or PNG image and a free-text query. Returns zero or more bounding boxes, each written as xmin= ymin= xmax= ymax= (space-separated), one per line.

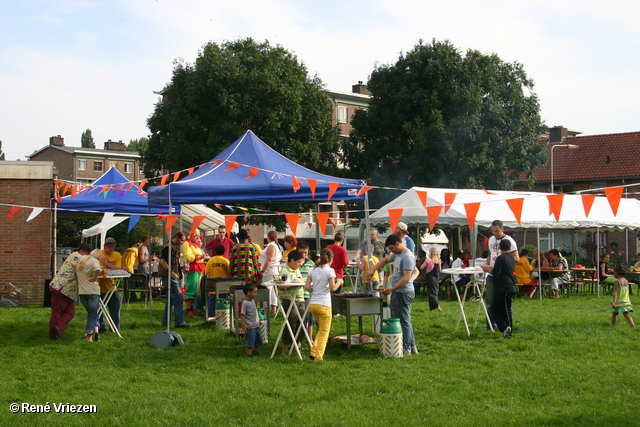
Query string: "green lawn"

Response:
xmin=1 ymin=291 xmax=638 ymax=426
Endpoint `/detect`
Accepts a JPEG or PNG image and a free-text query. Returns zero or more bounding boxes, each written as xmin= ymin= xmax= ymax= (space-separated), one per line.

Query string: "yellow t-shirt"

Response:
xmin=362 ymin=256 xmax=380 ymax=283
xmin=515 ymin=257 xmax=533 ymax=285
xmin=121 ymin=247 xmax=138 ymax=273
xmin=98 ymin=250 xmax=121 ymax=293
xmin=205 ymin=255 xmax=230 ymax=278
xmin=251 ymin=243 xmax=263 ymax=256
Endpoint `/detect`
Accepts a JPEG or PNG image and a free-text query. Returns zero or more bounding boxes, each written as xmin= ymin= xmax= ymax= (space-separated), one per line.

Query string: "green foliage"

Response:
xmin=145 ymin=38 xmax=340 ymax=178
xmin=343 ymin=39 xmax=547 ymax=207
xmin=80 ymin=128 xmax=95 ymax=148
xmin=145 ymin=38 xmax=345 ymax=229
xmin=127 ymin=137 xmax=148 ymax=153
xmin=2 ymin=294 xmax=639 ymax=426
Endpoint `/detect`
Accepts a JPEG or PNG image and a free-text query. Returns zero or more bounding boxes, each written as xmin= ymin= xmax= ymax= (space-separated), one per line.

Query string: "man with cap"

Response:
xmin=98 ymin=237 xmax=129 ymax=333
xmin=394 ymin=222 xmax=416 ymax=254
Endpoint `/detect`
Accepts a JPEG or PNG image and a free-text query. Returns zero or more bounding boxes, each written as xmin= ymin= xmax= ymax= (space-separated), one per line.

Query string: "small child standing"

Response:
xmin=205 ymin=245 xmax=230 ymax=321
xmin=240 ymin=283 xmax=263 ymax=357
xmin=610 ymin=265 xmax=635 ymax=327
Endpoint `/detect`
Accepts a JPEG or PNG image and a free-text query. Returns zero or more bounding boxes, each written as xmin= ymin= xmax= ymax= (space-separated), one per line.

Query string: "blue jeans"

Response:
xmin=390 ymin=290 xmax=416 ymax=351
xmin=162 ymin=277 xmax=186 ymax=327
xmin=99 ymin=290 xmax=121 ymax=332
xmin=80 ymin=294 xmax=100 ymax=335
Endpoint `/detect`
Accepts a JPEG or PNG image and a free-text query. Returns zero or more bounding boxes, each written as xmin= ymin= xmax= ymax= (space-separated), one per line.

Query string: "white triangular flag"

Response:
xmin=26 ymin=208 xmax=44 ymax=222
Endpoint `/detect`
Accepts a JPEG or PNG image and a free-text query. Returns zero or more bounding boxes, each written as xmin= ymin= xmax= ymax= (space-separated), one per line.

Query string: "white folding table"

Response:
xmin=442 ymin=267 xmax=492 ymax=336
xmin=97 ymin=270 xmax=130 ymax=338
xmin=263 ymin=281 xmax=313 ymax=360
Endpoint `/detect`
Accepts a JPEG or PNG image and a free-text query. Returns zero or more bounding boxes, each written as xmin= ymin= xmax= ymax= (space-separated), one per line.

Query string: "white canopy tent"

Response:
xmin=370 ymin=187 xmax=640 ymax=298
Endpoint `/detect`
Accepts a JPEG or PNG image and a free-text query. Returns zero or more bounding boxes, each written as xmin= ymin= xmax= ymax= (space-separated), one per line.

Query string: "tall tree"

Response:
xmin=145 ymin=38 xmax=340 ymax=177
xmin=343 ymin=39 xmax=547 ymax=205
xmin=127 ymin=137 xmax=148 ymax=153
xmin=81 ymin=128 xmax=95 ymax=148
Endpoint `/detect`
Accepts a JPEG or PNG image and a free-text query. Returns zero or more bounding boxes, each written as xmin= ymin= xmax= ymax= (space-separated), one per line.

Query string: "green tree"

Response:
xmin=127 ymin=137 xmax=148 ymax=154
xmin=145 ymin=38 xmax=340 ymax=177
xmin=0 ymin=140 xmax=5 ymax=160
xmin=81 ymin=128 xmax=95 ymax=148
xmin=343 ymin=39 xmax=547 ymax=206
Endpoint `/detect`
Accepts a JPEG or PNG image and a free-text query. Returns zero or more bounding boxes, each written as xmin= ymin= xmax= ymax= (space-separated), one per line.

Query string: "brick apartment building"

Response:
xmin=0 ymin=161 xmax=55 ymax=305
xmin=28 ymin=136 xmax=142 ymax=184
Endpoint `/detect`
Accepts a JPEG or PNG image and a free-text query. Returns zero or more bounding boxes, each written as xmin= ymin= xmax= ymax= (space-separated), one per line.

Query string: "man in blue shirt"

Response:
xmin=368 ymin=234 xmax=417 ymax=355
xmin=394 ymin=222 xmax=415 ymax=254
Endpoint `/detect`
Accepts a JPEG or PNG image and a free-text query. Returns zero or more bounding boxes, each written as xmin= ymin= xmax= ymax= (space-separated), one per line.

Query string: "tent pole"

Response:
xmin=53 ymin=198 xmax=58 ymax=275
xmin=167 ymin=186 xmax=172 ymax=333
xmin=471 ymin=226 xmax=477 ymax=264
xmin=572 ymin=229 xmax=578 ymax=268
xmin=315 ymin=203 xmax=321 ymax=255
xmin=596 ymin=227 xmax=600 ymax=299
xmin=537 ymin=228 xmax=542 ymax=300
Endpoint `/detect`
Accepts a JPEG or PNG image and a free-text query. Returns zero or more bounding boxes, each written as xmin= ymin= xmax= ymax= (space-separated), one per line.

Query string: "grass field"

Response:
xmin=1 ymin=290 xmax=639 ymax=426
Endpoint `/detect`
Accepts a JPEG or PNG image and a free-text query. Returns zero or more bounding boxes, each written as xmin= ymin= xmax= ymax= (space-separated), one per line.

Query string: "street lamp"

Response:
xmin=550 ymin=144 xmax=579 ymax=193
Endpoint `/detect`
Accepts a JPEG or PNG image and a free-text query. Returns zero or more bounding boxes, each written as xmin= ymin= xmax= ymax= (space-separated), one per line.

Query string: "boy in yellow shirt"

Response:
xmin=205 ymin=245 xmax=230 ymax=321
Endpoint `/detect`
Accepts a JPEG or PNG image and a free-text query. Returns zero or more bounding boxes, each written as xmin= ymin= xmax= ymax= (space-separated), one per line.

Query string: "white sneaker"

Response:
xmin=403 ymin=349 xmax=411 ymax=356
xmin=502 ymin=326 xmax=512 ymax=339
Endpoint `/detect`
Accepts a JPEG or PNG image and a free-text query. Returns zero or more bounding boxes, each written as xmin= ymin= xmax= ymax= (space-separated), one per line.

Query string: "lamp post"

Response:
xmin=550 ymin=144 xmax=579 ymax=193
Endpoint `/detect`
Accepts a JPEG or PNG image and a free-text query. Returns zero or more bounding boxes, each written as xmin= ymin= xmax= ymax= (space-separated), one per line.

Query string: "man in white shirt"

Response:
xmin=480 ymin=220 xmax=519 ymax=330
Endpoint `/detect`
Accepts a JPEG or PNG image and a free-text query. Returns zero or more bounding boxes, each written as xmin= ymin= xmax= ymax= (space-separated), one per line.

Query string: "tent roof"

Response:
xmin=57 ymin=167 xmax=177 ymax=215
xmin=148 ymin=130 xmax=365 ymax=205
xmin=370 ymin=187 xmax=640 ymax=230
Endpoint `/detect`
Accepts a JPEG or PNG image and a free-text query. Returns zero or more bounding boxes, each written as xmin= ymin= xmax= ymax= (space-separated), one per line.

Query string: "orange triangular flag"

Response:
xmin=285 ymin=214 xmax=299 ymax=236
xmin=124 ymin=182 xmax=135 ymax=193
xmin=307 ymin=222 xmax=313 ymax=228
xmin=464 ymin=202 xmax=481 ymax=230
xmin=98 ymin=184 xmax=111 ymax=195
xmin=426 ymin=205 xmax=442 ymax=231
xmin=112 ymin=183 xmax=125 ymax=191
xmin=444 ymin=193 xmax=456 ymax=213
xmin=7 ymin=206 xmax=21 ymax=219
xmin=225 ymin=215 xmax=237 ymax=237
xmin=138 ymin=179 xmax=148 ymax=195
xmin=307 ymin=179 xmax=317 ymax=198
xmin=356 ymin=186 xmax=374 ymax=197
xmin=547 ymin=194 xmax=565 ymax=222
xmin=506 ymin=198 xmax=524 ymax=226
xmin=388 ymin=208 xmax=403 ymax=234
xmin=187 ymin=167 xmax=195 ymax=175
xmin=315 ymin=212 xmax=330 ymax=237
xmin=246 ymin=167 xmax=259 ymax=179
xmin=55 ymin=194 xmax=62 ymax=202
xmin=160 ymin=175 xmax=168 ymax=186
xmin=581 ymin=194 xmax=597 ymax=218
xmin=416 ymin=190 xmax=427 ymax=207
xmin=71 ymin=185 xmax=77 ymax=198
xmin=224 ymin=162 xmax=240 ymax=172
xmin=190 ymin=216 xmax=206 ymax=237
xmin=327 ymin=182 xmax=340 ymax=201
xmin=62 ymin=183 xmax=70 ymax=195
xmin=172 ymin=171 xmax=181 ymax=183
xmin=292 ymin=176 xmax=302 ymax=193
xmin=165 ymin=215 xmax=179 ymax=235
xmin=604 ymin=186 xmax=624 ymax=216
xmin=328 ymin=217 xmax=338 ymax=228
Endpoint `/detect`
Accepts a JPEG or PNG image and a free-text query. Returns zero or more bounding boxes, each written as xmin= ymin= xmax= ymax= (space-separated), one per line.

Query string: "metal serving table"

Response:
xmin=331 ymin=293 xmax=383 ymax=351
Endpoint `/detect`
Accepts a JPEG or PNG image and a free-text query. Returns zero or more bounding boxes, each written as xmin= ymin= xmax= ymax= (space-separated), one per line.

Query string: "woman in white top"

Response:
xmin=77 ymin=249 xmax=104 ymax=342
xmin=304 ymin=248 xmax=339 ymax=362
xmin=260 ymin=231 xmax=282 ymax=315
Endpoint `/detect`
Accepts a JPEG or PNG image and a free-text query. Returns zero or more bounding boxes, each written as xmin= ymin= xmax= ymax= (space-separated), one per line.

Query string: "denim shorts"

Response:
xmin=245 ymin=327 xmax=263 ymax=348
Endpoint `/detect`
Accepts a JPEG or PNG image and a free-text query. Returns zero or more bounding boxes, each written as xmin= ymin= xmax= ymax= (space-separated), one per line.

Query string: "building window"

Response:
xmin=124 ymin=163 xmax=133 ymax=174
xmin=77 ymin=159 xmax=87 ymax=171
xmin=337 ymin=106 xmax=348 ymax=124
xmin=94 ymin=161 xmax=103 ymax=172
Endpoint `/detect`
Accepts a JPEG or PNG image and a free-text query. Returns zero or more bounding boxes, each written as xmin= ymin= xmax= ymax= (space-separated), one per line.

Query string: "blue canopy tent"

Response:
xmin=148 ymin=130 xmax=366 ymax=205
xmin=58 ymin=167 xmax=176 ymax=215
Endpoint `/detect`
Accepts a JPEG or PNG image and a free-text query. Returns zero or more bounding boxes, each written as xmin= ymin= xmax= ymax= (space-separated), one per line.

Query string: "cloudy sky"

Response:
xmin=1 ymin=0 xmax=638 ymax=161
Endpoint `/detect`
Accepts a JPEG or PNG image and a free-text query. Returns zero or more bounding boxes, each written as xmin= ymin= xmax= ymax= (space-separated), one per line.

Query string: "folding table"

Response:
xmin=442 ymin=267 xmax=492 ymax=336
xmin=98 ymin=270 xmax=130 ymax=338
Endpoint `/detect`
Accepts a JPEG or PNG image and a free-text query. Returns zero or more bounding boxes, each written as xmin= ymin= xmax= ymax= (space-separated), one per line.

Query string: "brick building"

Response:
xmin=0 ymin=161 xmax=55 ymax=305
xmin=326 ymin=82 xmax=372 ymax=138
xmin=27 ymin=136 xmax=142 ymax=184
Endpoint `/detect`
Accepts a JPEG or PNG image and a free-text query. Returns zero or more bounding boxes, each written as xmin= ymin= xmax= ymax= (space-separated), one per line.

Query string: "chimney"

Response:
xmin=548 ymin=126 xmax=568 ymax=143
xmin=104 ymin=139 xmax=126 ymax=151
xmin=49 ymin=135 xmax=64 ymax=147
xmin=351 ymin=81 xmax=371 ymax=95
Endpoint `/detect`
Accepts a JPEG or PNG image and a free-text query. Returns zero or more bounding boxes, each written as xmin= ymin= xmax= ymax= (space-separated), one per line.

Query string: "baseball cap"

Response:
xmin=104 ymin=237 xmax=116 ymax=245
xmin=396 ymin=222 xmax=408 ymax=232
